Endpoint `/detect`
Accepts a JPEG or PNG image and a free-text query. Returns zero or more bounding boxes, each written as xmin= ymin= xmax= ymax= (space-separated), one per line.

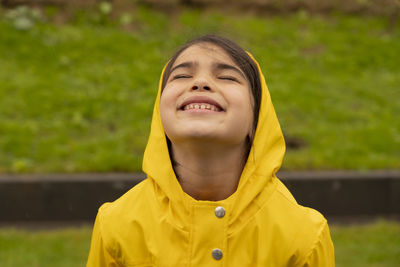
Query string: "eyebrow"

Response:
xmin=170 ymin=61 xmax=196 ymax=74
xmin=214 ymin=63 xmax=245 ymax=79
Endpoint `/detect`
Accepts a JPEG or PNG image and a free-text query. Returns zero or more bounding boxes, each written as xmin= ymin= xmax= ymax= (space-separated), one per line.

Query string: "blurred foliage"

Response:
xmin=4 ymin=0 xmax=398 ymax=16
xmin=4 ymin=5 xmax=44 ymax=30
xmin=0 ymin=5 xmax=399 ymax=173
xmin=0 ymin=220 xmax=399 ymax=266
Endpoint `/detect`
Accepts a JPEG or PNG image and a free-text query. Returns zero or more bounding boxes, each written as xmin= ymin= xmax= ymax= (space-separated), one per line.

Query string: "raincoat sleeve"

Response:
xmin=303 ymin=221 xmax=335 ymax=267
xmin=86 ymin=209 xmax=120 ymax=267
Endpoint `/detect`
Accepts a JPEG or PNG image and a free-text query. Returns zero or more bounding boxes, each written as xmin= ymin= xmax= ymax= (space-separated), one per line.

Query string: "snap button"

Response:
xmin=212 ymin=248 xmax=223 ymax=260
xmin=215 ymin=206 xmax=225 ymax=218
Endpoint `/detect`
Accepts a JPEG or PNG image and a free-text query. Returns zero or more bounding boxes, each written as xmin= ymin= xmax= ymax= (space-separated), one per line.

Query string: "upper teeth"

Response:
xmin=183 ymin=103 xmax=219 ymax=111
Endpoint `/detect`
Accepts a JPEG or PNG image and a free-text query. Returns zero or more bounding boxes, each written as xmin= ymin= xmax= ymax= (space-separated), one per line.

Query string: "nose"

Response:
xmin=191 ymin=77 xmax=211 ymax=91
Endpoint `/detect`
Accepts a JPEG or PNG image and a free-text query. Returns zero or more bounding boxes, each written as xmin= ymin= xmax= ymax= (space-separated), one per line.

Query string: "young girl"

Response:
xmin=87 ymin=35 xmax=335 ymax=266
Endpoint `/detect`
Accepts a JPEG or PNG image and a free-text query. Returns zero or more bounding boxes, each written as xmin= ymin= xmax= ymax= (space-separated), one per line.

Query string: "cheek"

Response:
xmin=230 ymin=90 xmax=254 ymax=125
xmin=159 ymin=87 xmax=178 ymax=132
xmin=241 ymin=100 xmax=255 ymax=132
xmin=160 ymin=86 xmax=175 ymax=111
xmin=159 ymin=94 xmax=171 ymax=127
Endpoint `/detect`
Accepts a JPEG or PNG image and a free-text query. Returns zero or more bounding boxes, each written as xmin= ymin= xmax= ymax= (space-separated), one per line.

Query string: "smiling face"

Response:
xmin=160 ymin=43 xmax=254 ymax=147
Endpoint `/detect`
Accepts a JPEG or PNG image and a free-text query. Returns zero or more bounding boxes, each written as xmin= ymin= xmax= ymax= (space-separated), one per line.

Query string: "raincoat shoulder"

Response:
xmin=87 ymin=179 xmax=158 ymax=266
xmin=265 ymin=178 xmax=335 ymax=266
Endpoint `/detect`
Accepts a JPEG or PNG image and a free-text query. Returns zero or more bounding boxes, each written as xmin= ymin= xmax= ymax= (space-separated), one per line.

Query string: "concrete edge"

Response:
xmin=1 ymin=170 xmax=399 ymax=223
xmin=1 ymin=169 xmax=400 ymax=182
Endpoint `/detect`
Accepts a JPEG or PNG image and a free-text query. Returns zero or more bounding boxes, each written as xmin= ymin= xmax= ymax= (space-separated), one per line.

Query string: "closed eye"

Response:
xmin=172 ymin=74 xmax=192 ymax=80
xmin=218 ymin=76 xmax=239 ymax=82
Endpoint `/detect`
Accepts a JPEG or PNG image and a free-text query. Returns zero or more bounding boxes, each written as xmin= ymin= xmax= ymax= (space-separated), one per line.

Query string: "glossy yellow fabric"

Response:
xmin=87 ymin=53 xmax=335 ymax=266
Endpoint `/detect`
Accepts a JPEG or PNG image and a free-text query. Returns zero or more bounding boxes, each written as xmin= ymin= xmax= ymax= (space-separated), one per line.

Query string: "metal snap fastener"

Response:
xmin=215 ymin=206 xmax=225 ymax=218
xmin=212 ymin=248 xmax=223 ymax=260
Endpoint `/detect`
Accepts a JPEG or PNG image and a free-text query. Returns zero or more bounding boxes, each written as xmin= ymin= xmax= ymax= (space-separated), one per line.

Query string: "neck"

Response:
xmin=171 ymin=140 xmax=248 ymax=201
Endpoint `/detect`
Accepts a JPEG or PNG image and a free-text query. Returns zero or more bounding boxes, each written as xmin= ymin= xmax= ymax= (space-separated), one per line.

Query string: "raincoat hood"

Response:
xmin=142 ymin=52 xmax=285 ymax=231
xmin=87 ymin=50 xmax=334 ymax=267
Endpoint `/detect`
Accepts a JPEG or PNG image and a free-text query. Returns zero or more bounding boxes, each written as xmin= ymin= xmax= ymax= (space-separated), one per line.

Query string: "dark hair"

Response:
xmin=161 ymin=35 xmax=262 ymax=134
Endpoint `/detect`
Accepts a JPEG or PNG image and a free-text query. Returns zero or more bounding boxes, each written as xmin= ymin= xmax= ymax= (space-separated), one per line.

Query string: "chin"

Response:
xmin=179 ymin=129 xmax=219 ymax=140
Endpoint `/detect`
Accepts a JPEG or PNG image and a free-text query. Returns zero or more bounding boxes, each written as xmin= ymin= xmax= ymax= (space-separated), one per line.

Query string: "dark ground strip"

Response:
xmin=1 ymin=170 xmax=399 ymax=225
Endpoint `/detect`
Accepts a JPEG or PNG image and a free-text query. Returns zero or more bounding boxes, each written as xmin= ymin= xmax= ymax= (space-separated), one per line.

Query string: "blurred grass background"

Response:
xmin=0 ymin=220 xmax=399 ymax=266
xmin=1 ymin=2 xmax=400 ymax=266
xmin=1 ymin=5 xmax=399 ymax=173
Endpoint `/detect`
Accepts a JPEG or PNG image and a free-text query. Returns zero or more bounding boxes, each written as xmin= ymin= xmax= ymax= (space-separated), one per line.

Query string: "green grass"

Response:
xmin=1 ymin=7 xmax=399 ymax=172
xmin=0 ymin=220 xmax=399 ymax=266
xmin=332 ymin=220 xmax=400 ymax=267
xmin=0 ymin=227 xmax=91 ymax=267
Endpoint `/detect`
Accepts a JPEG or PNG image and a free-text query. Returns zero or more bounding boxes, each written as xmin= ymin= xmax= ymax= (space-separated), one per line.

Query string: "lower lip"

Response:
xmin=179 ymin=109 xmax=222 ymax=113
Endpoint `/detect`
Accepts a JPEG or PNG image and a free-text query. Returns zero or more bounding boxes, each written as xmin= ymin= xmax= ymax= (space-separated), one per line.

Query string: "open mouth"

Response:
xmin=182 ymin=103 xmax=222 ymax=112
xmin=179 ymin=96 xmax=224 ymax=112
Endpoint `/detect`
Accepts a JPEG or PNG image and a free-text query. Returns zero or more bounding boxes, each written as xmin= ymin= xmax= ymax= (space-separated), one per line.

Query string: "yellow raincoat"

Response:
xmin=87 ymin=54 xmax=335 ymax=266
